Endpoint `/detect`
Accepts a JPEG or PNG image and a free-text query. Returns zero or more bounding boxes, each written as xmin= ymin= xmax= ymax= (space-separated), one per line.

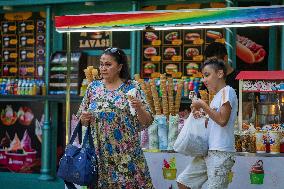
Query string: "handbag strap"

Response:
xmin=69 ymin=121 xmax=82 ymax=145
xmin=82 ymin=125 xmax=95 ymax=149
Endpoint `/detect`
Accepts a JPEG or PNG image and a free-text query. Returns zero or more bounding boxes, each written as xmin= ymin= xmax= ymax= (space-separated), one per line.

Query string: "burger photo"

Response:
xmin=144 ymin=63 xmax=156 ymax=74
xmin=185 ymin=48 xmax=199 ymax=57
xmin=145 ymin=32 xmax=158 ymax=42
xmin=185 ymin=33 xmax=201 ymax=42
xmin=144 ymin=47 xmax=157 ymax=59
xmin=186 ymin=63 xmax=199 ymax=75
xmin=165 ymin=64 xmax=178 ymax=75
xmin=164 ymin=47 xmax=176 ymax=59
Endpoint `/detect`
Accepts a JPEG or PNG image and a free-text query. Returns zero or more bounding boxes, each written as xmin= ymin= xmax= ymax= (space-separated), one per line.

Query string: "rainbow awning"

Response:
xmin=55 ymin=5 xmax=284 ymax=32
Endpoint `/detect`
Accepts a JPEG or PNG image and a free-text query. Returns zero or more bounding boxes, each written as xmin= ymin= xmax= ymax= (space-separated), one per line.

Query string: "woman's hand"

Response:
xmin=130 ymin=97 xmax=143 ymax=112
xmin=191 ymin=99 xmax=206 ymax=119
xmin=80 ymin=111 xmax=92 ymax=126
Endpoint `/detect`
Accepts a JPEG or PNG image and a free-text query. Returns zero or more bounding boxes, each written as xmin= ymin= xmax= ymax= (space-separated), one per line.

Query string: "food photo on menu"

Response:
xmin=143 ymin=46 xmax=158 ymax=61
xmin=236 ymin=27 xmax=269 ymax=71
xmin=163 ymin=30 xmax=181 ymax=44
xmin=184 ymin=30 xmax=203 ymax=44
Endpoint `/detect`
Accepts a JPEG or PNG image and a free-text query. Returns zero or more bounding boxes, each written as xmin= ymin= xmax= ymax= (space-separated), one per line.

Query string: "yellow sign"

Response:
xmin=172 ymin=39 xmax=182 ymax=45
xmin=8 ymin=26 xmax=16 ymax=31
xmin=151 ymin=40 xmax=161 ymax=46
xmin=10 ymin=53 xmax=18 ymax=58
xmin=215 ymin=38 xmax=225 ymax=44
xmin=9 ymin=67 xmax=17 ymax=73
xmin=151 ymin=56 xmax=161 ymax=62
xmin=26 ymin=25 xmax=35 ymax=30
xmin=27 ymin=39 xmax=35 ymax=44
xmin=10 ymin=39 xmax=18 ymax=45
xmin=171 ymin=55 xmax=182 ymax=61
xmin=193 ymin=55 xmax=204 ymax=61
xmin=4 ymin=12 xmax=32 ymax=21
xmin=27 ymin=53 xmax=35 ymax=58
xmin=27 ymin=67 xmax=35 ymax=73
xmin=193 ymin=38 xmax=204 ymax=45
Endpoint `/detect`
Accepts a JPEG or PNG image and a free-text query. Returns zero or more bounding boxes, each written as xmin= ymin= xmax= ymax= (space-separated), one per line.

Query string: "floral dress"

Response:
xmin=77 ymin=80 xmax=154 ymax=189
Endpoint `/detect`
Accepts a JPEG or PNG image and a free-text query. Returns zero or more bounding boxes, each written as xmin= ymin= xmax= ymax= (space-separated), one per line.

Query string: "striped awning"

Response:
xmin=55 ymin=5 xmax=284 ymax=32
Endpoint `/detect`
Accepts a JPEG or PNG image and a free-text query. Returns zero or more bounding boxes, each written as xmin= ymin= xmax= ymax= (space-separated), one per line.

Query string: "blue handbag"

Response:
xmin=57 ymin=121 xmax=98 ymax=187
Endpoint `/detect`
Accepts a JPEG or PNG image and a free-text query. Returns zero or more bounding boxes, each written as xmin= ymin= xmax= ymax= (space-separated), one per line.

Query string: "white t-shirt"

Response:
xmin=208 ymin=86 xmax=238 ymax=152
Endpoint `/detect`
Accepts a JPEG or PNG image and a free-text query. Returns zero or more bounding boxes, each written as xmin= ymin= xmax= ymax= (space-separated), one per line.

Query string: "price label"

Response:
xmin=27 ymin=52 xmax=35 ymax=58
xmin=9 ymin=67 xmax=17 ymax=73
xmin=10 ymin=39 xmax=17 ymax=45
xmin=193 ymin=55 xmax=203 ymax=61
xmin=151 ymin=40 xmax=161 ymax=46
xmin=151 ymin=56 xmax=161 ymax=62
xmin=193 ymin=38 xmax=204 ymax=45
xmin=27 ymin=67 xmax=35 ymax=72
xmin=171 ymin=55 xmax=182 ymax=61
xmin=26 ymin=25 xmax=34 ymax=30
xmin=10 ymin=53 xmax=18 ymax=58
xmin=172 ymin=39 xmax=182 ymax=45
xmin=9 ymin=26 xmax=16 ymax=31
xmin=27 ymin=39 xmax=35 ymax=44
xmin=215 ymin=38 xmax=225 ymax=43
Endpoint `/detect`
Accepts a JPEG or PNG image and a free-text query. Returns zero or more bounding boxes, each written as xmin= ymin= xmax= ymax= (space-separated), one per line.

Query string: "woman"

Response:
xmin=177 ymin=58 xmax=237 ymax=189
xmin=77 ymin=47 xmax=154 ymax=188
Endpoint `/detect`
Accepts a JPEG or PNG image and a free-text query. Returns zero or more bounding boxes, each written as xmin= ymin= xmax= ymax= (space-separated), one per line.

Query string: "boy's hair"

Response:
xmin=201 ymin=58 xmax=227 ymax=79
xmin=204 ymin=42 xmax=227 ymax=60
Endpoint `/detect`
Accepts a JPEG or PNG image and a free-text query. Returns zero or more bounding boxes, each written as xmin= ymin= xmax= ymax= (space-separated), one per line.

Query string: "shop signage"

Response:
xmin=71 ymin=32 xmax=111 ymax=50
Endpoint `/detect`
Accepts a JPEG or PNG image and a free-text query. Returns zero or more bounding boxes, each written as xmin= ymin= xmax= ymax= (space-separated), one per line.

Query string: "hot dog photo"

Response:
xmin=205 ymin=29 xmax=224 ymax=43
xmin=236 ymin=28 xmax=268 ymax=70
xmin=236 ymin=34 xmax=266 ymax=64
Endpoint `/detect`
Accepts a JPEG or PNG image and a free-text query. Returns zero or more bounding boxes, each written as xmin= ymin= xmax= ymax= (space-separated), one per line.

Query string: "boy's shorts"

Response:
xmin=177 ymin=150 xmax=235 ymax=189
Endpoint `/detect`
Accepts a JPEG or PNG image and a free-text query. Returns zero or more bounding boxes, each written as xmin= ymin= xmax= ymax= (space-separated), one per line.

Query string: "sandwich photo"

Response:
xmin=185 ymin=48 xmax=199 ymax=57
xmin=145 ymin=32 xmax=158 ymax=42
xmin=144 ymin=47 xmax=157 ymax=59
xmin=185 ymin=33 xmax=201 ymax=42
xmin=165 ymin=64 xmax=178 ymax=74
xmin=144 ymin=63 xmax=156 ymax=74
xmin=186 ymin=63 xmax=199 ymax=75
xmin=164 ymin=47 xmax=176 ymax=59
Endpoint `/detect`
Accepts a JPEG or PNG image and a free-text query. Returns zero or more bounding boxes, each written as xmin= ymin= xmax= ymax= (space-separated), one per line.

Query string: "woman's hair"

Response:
xmin=200 ymin=58 xmax=227 ymax=79
xmin=103 ymin=47 xmax=131 ymax=81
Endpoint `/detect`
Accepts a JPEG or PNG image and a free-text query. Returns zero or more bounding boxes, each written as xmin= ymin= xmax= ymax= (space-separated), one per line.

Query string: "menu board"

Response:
xmin=141 ymin=28 xmax=225 ymax=78
xmin=0 ymin=12 xmax=46 ymax=79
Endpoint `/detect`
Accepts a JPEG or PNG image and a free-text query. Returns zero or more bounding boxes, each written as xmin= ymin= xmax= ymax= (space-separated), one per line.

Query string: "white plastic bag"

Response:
xmin=173 ymin=113 xmax=208 ymax=156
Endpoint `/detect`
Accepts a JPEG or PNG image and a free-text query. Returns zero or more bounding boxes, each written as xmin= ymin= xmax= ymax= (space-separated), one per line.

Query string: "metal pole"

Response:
xmin=225 ymin=0 xmax=236 ymax=69
xmin=66 ymin=32 xmax=71 ymax=144
xmin=130 ymin=0 xmax=138 ymax=78
xmin=39 ymin=5 xmax=53 ymax=180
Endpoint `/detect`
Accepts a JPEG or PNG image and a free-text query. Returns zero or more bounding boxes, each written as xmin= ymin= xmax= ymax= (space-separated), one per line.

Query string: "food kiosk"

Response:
xmin=54 ymin=6 xmax=284 ymax=189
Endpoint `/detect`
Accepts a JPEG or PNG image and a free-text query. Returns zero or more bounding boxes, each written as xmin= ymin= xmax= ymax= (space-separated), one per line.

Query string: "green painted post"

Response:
xmin=39 ymin=5 xmax=53 ymax=180
xmin=268 ymin=0 xmax=277 ymax=71
xmin=130 ymin=0 xmax=138 ymax=78
xmin=50 ymin=102 xmax=59 ymax=177
xmin=225 ymin=0 xmax=236 ymax=69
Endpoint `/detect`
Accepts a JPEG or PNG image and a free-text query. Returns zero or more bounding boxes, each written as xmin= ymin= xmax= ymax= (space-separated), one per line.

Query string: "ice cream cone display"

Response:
xmin=134 ymin=74 xmax=140 ymax=81
xmin=84 ymin=66 xmax=99 ymax=84
xmin=167 ymin=78 xmax=175 ymax=115
xmin=174 ymin=81 xmax=183 ymax=115
xmin=250 ymin=160 xmax=264 ymax=184
xmin=150 ymin=80 xmax=162 ymax=115
xmin=160 ymin=74 xmax=169 ymax=117
xmin=145 ymin=82 xmax=155 ymax=114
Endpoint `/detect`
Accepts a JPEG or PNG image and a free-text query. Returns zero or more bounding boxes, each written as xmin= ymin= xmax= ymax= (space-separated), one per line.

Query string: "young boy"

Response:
xmin=177 ymin=58 xmax=238 ymax=189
